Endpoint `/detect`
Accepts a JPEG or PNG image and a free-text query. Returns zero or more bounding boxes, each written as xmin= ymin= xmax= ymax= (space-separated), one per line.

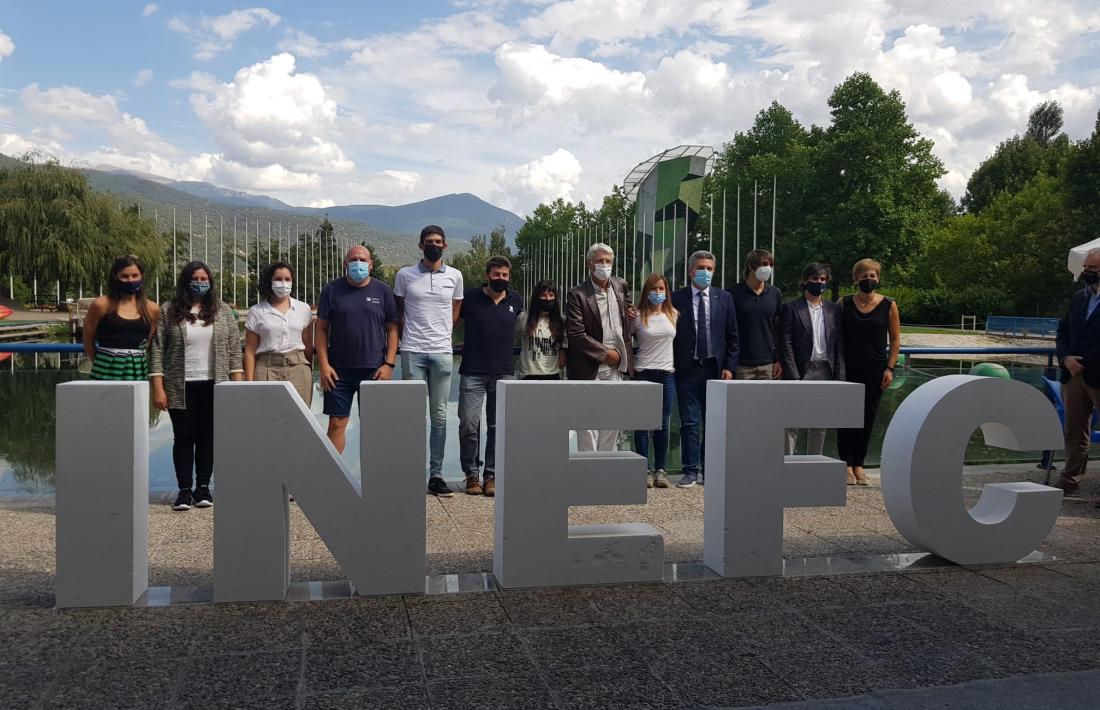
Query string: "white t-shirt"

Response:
xmin=393 ymin=262 xmax=463 ymax=354
xmin=184 ymin=307 xmax=214 ymax=381
xmin=245 ymin=298 xmax=312 ymax=354
xmin=515 ymin=311 xmax=565 ymax=376
xmin=632 ymin=311 xmax=676 ymax=372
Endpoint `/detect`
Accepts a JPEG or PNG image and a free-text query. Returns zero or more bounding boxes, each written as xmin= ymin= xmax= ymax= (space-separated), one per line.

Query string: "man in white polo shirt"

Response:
xmin=394 ymin=225 xmax=464 ymax=496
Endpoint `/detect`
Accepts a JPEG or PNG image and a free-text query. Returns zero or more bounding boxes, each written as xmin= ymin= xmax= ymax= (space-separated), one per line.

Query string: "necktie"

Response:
xmin=696 ymin=290 xmax=708 ymax=360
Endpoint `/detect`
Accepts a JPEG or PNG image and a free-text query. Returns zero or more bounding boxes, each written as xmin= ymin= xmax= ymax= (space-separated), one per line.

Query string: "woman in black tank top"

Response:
xmin=836 ymin=259 xmax=901 ymax=485
xmin=82 ymin=255 xmax=159 ymax=380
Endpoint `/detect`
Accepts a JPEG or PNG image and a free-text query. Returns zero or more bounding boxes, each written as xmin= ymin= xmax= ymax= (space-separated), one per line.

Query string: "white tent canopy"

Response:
xmin=1069 ymin=238 xmax=1100 ymax=278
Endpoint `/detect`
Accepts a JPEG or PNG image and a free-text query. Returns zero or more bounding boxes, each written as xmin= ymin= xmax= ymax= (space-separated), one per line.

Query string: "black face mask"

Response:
xmin=423 ymin=244 xmax=444 ymax=262
xmin=1083 ymin=271 xmax=1100 ymax=286
xmin=804 ymin=281 xmax=827 ymax=297
xmin=538 ymin=299 xmax=555 ymax=312
xmin=488 ymin=278 xmax=509 ymax=293
xmin=858 ymin=278 xmax=879 ymax=293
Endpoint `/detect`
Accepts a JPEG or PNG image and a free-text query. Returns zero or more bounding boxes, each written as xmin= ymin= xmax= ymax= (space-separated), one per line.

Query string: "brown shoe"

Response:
xmin=1054 ymin=478 xmax=1080 ymax=497
xmin=465 ymin=476 xmax=483 ymax=495
xmin=483 ymin=477 xmax=495 ymax=497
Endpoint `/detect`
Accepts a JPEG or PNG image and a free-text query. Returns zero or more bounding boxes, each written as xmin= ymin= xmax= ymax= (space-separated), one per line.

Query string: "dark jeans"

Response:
xmin=167 ymin=380 xmax=215 ymax=490
xmin=633 ymin=369 xmax=675 ymax=471
xmin=522 ymin=374 xmax=562 ymax=380
xmin=676 ymin=359 xmax=718 ymax=477
xmin=836 ymin=368 xmax=886 ymax=468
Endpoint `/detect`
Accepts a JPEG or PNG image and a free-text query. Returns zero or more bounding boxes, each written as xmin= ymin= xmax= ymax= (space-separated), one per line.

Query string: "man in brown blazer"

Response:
xmin=566 ymin=242 xmax=634 ymax=451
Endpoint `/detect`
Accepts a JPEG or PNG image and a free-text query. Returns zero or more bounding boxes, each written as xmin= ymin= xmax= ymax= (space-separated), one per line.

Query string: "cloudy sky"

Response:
xmin=1 ymin=1 xmax=1098 ymax=215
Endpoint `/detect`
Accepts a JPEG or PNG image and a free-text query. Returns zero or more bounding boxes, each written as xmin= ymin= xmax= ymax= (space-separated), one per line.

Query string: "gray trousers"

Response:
xmin=458 ymin=374 xmax=505 ymax=478
xmin=786 ymin=361 xmax=833 ymax=456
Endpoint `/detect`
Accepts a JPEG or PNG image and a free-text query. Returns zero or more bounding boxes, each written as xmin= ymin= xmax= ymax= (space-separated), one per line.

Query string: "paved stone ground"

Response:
xmin=3 ymin=464 xmax=1100 ymax=709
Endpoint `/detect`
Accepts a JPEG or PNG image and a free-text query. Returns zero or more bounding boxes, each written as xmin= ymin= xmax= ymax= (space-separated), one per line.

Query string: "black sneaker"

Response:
xmin=172 ymin=489 xmax=193 ymax=511
xmin=193 ymin=486 xmax=214 ymax=508
xmin=427 ymin=477 xmax=454 ymax=497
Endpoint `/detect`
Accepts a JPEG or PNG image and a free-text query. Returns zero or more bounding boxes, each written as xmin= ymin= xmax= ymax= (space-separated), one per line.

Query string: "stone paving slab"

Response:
xmin=3 ymin=463 xmax=1100 ymax=708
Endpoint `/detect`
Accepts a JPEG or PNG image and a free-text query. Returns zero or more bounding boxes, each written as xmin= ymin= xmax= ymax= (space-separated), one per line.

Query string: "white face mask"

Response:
xmin=272 ymin=281 xmax=293 ymax=297
xmin=593 ymin=264 xmax=613 ymax=281
xmin=755 ymin=266 xmax=773 ymax=282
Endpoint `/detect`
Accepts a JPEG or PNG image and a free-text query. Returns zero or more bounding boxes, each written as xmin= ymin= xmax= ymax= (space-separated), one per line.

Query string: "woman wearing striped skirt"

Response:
xmin=82 ymin=255 xmax=159 ymax=380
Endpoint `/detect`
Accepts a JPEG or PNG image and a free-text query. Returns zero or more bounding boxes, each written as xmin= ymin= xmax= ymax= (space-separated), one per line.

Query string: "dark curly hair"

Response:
xmin=258 ymin=261 xmax=295 ymax=301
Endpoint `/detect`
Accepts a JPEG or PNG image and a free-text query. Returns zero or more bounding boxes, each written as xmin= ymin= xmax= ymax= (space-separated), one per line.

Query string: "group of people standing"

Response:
xmin=82 ymin=225 xmax=901 ymax=511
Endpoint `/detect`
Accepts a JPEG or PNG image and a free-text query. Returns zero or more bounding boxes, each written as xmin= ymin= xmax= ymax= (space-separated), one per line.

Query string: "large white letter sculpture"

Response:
xmin=881 ymin=374 xmax=1063 ymax=564
xmin=493 ymin=380 xmax=662 ymax=587
xmin=703 ymin=380 xmax=863 ymax=577
xmin=56 ymin=381 xmax=150 ymax=608
xmin=213 ymin=381 xmax=426 ymax=602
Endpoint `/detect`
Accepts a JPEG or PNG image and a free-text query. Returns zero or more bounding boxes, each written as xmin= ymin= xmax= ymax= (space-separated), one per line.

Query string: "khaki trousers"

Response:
xmin=255 ymin=350 xmax=313 ymax=406
xmin=735 ymin=364 xmax=775 ymax=380
xmin=1061 ymin=373 xmax=1100 ymax=484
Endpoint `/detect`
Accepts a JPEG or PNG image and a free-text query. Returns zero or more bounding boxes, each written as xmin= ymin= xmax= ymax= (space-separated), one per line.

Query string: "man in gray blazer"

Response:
xmin=780 ymin=262 xmax=845 ymax=455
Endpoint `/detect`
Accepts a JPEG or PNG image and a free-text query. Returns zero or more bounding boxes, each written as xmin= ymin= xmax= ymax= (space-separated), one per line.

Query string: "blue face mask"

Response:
xmin=693 ymin=270 xmax=713 ymax=288
xmin=647 ymin=292 xmax=666 ymax=305
xmin=189 ymin=280 xmax=210 ymax=296
xmin=347 ymin=261 xmax=371 ymax=282
xmin=804 ymin=281 xmax=827 ymax=297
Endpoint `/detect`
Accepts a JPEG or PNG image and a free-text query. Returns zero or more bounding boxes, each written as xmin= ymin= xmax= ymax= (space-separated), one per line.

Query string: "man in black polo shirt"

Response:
xmin=457 ymin=255 xmax=523 ymax=497
xmin=728 ymin=249 xmax=783 ymax=380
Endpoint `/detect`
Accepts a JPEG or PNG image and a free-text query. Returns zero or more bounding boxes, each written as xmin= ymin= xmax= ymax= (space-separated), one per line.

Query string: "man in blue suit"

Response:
xmin=671 ymin=250 xmax=740 ymax=487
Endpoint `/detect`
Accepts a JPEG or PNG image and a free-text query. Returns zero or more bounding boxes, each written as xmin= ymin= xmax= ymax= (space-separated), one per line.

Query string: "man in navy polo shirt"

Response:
xmin=315 ymin=245 xmax=399 ymax=453
xmin=457 ymin=256 xmax=523 ymax=497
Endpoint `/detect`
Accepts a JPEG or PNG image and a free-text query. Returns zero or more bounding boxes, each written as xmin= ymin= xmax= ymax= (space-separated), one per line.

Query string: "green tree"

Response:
xmin=450 ymin=225 xmax=512 ymax=289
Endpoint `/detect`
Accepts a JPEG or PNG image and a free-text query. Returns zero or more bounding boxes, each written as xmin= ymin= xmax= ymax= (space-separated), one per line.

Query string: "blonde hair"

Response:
xmin=639 ymin=273 xmax=678 ymax=327
xmin=852 ymin=258 xmax=882 ymax=282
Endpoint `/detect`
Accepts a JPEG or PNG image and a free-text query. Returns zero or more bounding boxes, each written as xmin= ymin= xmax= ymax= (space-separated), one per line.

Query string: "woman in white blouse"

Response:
xmin=632 ymin=273 xmax=678 ymax=489
xmin=244 ymin=261 xmax=315 ymax=405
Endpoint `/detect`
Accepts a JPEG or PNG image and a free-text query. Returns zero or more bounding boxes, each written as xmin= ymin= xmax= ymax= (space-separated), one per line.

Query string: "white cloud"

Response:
xmin=169 ymin=71 xmax=219 ymax=93
xmin=188 ymin=53 xmax=353 ymax=174
xmin=169 ymin=7 xmax=281 ymax=61
xmin=142 ymin=3 xmax=159 ymax=17
xmin=278 ymin=29 xmax=328 ymax=59
xmin=0 ymin=131 xmax=62 ymax=157
xmin=0 ymin=30 xmax=15 ymax=63
xmin=133 ymin=69 xmax=154 ymax=87
xmin=493 ymin=148 xmax=582 ymax=211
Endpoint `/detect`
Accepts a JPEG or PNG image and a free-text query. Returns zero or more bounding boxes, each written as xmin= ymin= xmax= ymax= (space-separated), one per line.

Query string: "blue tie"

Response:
xmin=696 ymin=290 xmax=708 ymax=360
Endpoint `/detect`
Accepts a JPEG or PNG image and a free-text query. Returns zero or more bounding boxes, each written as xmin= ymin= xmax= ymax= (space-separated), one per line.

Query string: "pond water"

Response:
xmin=0 ymin=352 xmax=1061 ymax=495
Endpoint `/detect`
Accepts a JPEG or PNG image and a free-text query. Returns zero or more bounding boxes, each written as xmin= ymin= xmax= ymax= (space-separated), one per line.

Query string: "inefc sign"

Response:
xmin=54 ymin=377 xmax=1064 ymax=608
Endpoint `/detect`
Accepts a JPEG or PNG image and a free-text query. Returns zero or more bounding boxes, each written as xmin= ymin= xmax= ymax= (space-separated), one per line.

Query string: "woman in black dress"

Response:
xmin=836 ymin=258 xmax=901 ymax=485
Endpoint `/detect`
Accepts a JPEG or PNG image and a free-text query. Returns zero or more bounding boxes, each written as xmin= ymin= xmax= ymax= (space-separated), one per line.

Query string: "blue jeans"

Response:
xmin=633 ymin=369 xmax=675 ymax=471
xmin=458 ymin=374 xmax=504 ymax=478
xmin=676 ymin=359 xmax=718 ymax=477
xmin=402 ymin=352 xmax=453 ymax=478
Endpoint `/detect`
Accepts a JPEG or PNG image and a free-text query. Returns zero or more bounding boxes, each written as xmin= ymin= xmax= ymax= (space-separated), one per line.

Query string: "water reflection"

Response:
xmin=0 ymin=354 xmax=1055 ymax=495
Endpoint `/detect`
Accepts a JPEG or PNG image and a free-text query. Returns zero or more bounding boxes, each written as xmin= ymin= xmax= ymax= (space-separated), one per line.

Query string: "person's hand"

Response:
xmin=772 ymin=362 xmax=782 ymax=379
xmin=373 ymin=363 xmax=394 ymax=381
xmin=320 ymin=364 xmax=339 ymax=392
xmin=605 ymin=348 xmax=622 ymax=366
xmin=1065 ymin=356 xmax=1086 ymax=377
xmin=230 ymin=372 xmax=243 ymax=382
xmin=881 ymin=368 xmax=894 ymax=390
xmin=152 ymin=388 xmax=168 ymax=411
xmin=721 ymin=369 xmax=733 ymax=380
xmin=626 ymin=306 xmax=639 ymax=320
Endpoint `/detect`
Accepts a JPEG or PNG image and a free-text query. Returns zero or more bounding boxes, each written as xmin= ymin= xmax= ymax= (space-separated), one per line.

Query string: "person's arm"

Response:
xmin=315 ymin=318 xmax=338 ymax=391
xmin=302 ymin=311 xmax=315 ymax=365
xmin=452 ymin=298 xmax=462 ymax=328
xmin=227 ymin=311 xmax=244 ymax=381
xmin=81 ymin=297 xmax=107 ymax=362
xmin=772 ymin=291 xmax=783 ymax=379
xmin=722 ymin=293 xmax=739 ymax=379
xmin=566 ymin=287 xmax=611 ymax=365
xmin=779 ymin=304 xmax=798 ymax=380
xmin=243 ymin=329 xmax=260 ymax=381
xmin=373 ymin=322 xmax=399 ymax=381
xmin=394 ymin=296 xmax=405 ymax=341
xmin=149 ymin=307 xmax=170 ymax=411
xmin=147 ymin=302 xmax=160 ymax=345
xmin=882 ymin=300 xmax=902 ymax=389
xmin=832 ymin=307 xmax=846 ymax=382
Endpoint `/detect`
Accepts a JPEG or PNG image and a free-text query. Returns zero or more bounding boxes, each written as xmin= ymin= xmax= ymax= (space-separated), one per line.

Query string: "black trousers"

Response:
xmin=836 ymin=369 xmax=886 ymax=468
xmin=167 ymin=380 xmax=215 ymax=490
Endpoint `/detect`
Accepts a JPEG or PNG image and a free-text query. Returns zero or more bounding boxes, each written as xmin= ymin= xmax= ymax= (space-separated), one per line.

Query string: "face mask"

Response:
xmin=1083 ymin=271 xmax=1100 ymax=286
xmin=804 ymin=281 xmax=827 ymax=297
xmin=754 ymin=266 xmax=773 ymax=282
xmin=858 ymin=278 xmax=879 ymax=294
xmin=488 ymin=278 xmax=509 ymax=293
xmin=647 ymin=292 xmax=666 ymax=306
xmin=347 ymin=261 xmax=370 ymax=282
xmin=423 ymin=244 xmax=444 ymax=262
xmin=538 ymin=299 xmax=555 ymax=312
xmin=593 ymin=264 xmax=612 ymax=281
xmin=272 ymin=281 xmax=293 ymax=297
xmin=119 ymin=280 xmax=143 ymax=295
xmin=693 ymin=269 xmax=713 ymax=288
xmin=189 ymin=280 xmax=210 ymax=296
